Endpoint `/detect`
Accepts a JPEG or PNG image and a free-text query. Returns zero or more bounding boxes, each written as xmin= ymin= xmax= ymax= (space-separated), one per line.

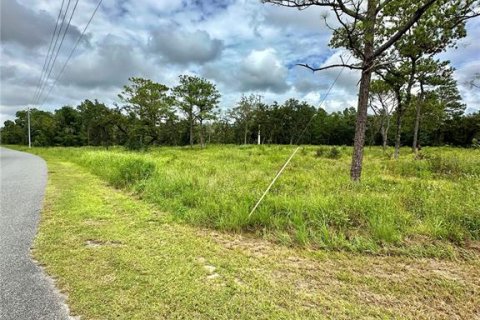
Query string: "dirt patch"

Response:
xmin=196 ymin=226 xmax=480 ymax=319
xmin=84 ymin=239 xmax=123 ymax=248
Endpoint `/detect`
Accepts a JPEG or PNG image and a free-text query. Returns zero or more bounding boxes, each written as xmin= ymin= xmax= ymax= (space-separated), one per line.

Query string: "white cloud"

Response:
xmin=148 ymin=29 xmax=223 ymax=65
xmin=237 ymin=48 xmax=289 ymax=93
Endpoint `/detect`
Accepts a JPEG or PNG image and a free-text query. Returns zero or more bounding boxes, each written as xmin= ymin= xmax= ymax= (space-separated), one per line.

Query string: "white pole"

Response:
xmin=27 ymin=107 xmax=31 ymax=148
xmin=257 ymin=125 xmax=261 ymax=145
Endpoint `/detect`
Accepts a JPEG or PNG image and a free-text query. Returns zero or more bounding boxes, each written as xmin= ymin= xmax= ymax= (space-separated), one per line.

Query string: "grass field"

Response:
xmin=15 ymin=145 xmax=480 ymax=257
xmin=23 ymin=150 xmax=480 ymax=319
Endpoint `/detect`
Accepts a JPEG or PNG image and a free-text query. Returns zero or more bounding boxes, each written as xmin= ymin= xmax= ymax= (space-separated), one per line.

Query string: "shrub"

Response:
xmin=315 ymin=146 xmax=341 ymax=159
xmin=327 ymin=147 xmax=341 ymax=159
xmin=472 ymin=138 xmax=479 ymax=149
xmin=315 ymin=147 xmax=327 ymax=158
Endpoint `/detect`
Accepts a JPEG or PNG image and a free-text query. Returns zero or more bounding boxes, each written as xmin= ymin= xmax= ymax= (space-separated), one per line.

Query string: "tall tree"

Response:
xmin=411 ymin=59 xmax=457 ymax=152
xmin=54 ymin=106 xmax=83 ymax=146
xmin=173 ymin=75 xmax=220 ymax=148
xmin=369 ymin=79 xmax=396 ymax=150
xmin=77 ymin=99 xmax=116 ymax=146
xmin=118 ymin=77 xmax=174 ymax=148
xmin=263 ymin=0 xmax=479 ymax=180
xmin=230 ymin=94 xmax=263 ymax=144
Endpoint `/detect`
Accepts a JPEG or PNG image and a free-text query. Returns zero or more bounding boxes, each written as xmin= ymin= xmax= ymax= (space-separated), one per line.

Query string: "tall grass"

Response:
xmin=18 ymin=145 xmax=480 ymax=252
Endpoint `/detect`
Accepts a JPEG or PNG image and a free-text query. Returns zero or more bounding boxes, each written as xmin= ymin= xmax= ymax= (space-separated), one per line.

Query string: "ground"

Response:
xmin=31 ymin=152 xmax=480 ymax=319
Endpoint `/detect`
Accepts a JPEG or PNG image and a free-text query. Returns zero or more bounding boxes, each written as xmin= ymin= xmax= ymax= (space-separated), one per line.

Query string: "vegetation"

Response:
xmin=13 ymin=145 xmax=479 ymax=256
xmin=263 ymin=0 xmax=479 ymax=180
xmin=2 ymin=89 xmax=479 ymax=150
xmin=28 ymin=149 xmax=480 ymax=319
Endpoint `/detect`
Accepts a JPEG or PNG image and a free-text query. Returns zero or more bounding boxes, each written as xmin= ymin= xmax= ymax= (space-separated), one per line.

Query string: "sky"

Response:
xmin=1 ymin=0 xmax=479 ymax=124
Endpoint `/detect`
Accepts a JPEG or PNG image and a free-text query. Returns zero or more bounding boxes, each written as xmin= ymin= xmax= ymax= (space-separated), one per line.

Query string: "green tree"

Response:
xmin=0 ymin=119 xmax=24 ymax=144
xmin=173 ymin=75 xmax=220 ymax=148
xmin=118 ymin=77 xmax=174 ymax=149
xmin=230 ymin=94 xmax=262 ymax=144
xmin=77 ymin=99 xmax=116 ymax=146
xmin=369 ymin=80 xmax=396 ymax=150
xmin=411 ymin=59 xmax=464 ymax=151
xmin=54 ymin=106 xmax=83 ymax=146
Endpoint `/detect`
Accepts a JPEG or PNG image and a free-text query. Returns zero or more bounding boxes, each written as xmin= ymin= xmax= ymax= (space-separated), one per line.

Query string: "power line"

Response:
xmin=31 ymin=0 xmax=66 ymax=105
xmin=36 ymin=0 xmax=80 ymax=104
xmin=41 ymin=0 xmax=104 ymax=105
xmin=248 ymin=54 xmax=352 ymax=218
xmin=33 ymin=0 xmax=72 ymax=104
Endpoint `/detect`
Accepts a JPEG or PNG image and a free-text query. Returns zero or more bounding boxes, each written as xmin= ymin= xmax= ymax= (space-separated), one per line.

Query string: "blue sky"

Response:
xmin=1 ymin=0 xmax=479 ymax=123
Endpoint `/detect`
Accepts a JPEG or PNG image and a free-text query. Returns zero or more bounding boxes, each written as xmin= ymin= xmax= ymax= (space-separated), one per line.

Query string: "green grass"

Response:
xmin=31 ymin=153 xmax=480 ymax=319
xmin=13 ymin=144 xmax=480 ymax=255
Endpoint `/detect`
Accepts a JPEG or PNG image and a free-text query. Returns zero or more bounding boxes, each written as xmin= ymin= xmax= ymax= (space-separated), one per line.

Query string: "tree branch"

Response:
xmin=262 ymin=0 xmax=366 ymax=20
xmin=376 ymin=0 xmax=396 ymax=14
xmin=332 ymin=5 xmax=365 ymax=59
xmin=297 ymin=62 xmax=362 ymax=72
xmin=336 ymin=0 xmax=366 ymax=21
xmin=373 ymin=0 xmax=438 ymax=59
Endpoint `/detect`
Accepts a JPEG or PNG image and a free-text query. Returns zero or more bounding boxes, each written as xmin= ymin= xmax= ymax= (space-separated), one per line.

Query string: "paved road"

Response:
xmin=0 ymin=147 xmax=70 ymax=320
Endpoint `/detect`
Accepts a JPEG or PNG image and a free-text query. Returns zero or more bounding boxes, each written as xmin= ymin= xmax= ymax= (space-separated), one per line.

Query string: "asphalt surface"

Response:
xmin=0 ymin=147 xmax=70 ymax=320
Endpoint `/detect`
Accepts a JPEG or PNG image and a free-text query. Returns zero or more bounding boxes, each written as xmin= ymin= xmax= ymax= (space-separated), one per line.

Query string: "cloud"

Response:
xmin=237 ymin=48 xmax=289 ymax=93
xmin=61 ymin=36 xmax=153 ymax=89
xmin=262 ymin=4 xmax=331 ymax=31
xmin=148 ymin=29 xmax=224 ymax=65
xmin=0 ymin=0 xmax=81 ymax=48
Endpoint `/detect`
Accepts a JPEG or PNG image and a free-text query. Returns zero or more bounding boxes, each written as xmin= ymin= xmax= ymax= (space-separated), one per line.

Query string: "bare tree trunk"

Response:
xmin=393 ymin=103 xmax=403 ymax=159
xmin=350 ymin=0 xmax=376 ymax=182
xmin=412 ymin=83 xmax=424 ymax=153
xmin=380 ymin=119 xmax=387 ymax=150
xmin=189 ymin=114 xmax=194 ymax=148
xmin=381 ymin=128 xmax=387 ymax=150
xmin=394 ymin=57 xmax=416 ymax=159
xmin=244 ymin=123 xmax=248 ymax=144
xmin=382 ymin=113 xmax=391 ymax=150
xmin=351 ymin=68 xmax=373 ymax=181
xmin=412 ymin=104 xmax=421 ymax=153
xmin=199 ymin=119 xmax=205 ymax=148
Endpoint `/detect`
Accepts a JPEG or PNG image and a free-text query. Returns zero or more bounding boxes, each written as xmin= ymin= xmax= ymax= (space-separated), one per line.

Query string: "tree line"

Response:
xmin=1 ymin=74 xmax=479 ymax=149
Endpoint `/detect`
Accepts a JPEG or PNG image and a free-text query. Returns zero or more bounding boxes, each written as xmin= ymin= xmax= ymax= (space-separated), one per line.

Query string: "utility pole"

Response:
xmin=27 ymin=107 xmax=31 ymax=148
xmin=257 ymin=125 xmax=261 ymax=145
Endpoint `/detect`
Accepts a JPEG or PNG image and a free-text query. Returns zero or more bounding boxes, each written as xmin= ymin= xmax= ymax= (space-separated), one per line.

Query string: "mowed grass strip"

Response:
xmin=33 ymin=155 xmax=480 ymax=319
xmin=21 ymin=145 xmax=480 ymax=256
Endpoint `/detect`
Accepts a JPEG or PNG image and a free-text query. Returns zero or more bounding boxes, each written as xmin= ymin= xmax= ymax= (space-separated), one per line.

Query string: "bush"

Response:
xmin=315 ymin=146 xmax=341 ymax=159
xmin=327 ymin=147 xmax=341 ymax=159
xmin=315 ymin=147 xmax=327 ymax=158
xmin=472 ymin=138 xmax=479 ymax=149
